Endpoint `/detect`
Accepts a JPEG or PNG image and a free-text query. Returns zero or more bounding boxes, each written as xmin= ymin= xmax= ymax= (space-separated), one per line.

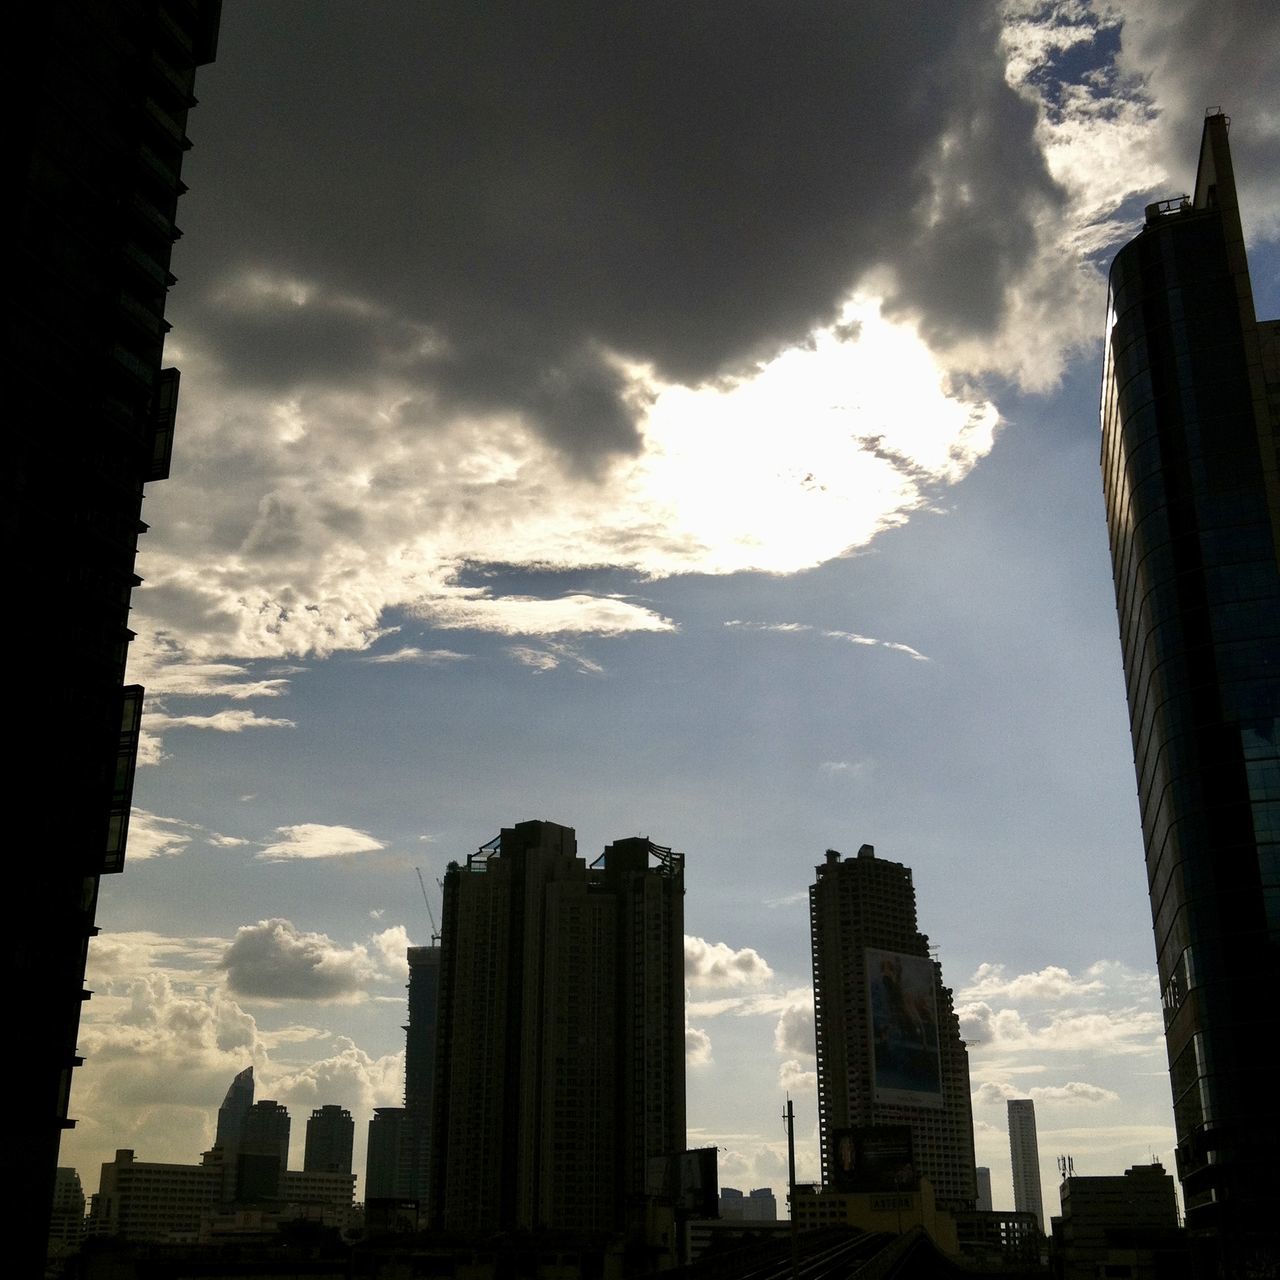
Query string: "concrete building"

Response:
xmin=1100 ymin=110 xmax=1280 ymax=1268
xmin=1057 ymin=1163 xmax=1185 ymax=1280
xmin=88 ymin=1150 xmax=222 ymax=1242
xmin=430 ymin=820 xmax=685 ymax=1242
xmin=974 ymin=1166 xmax=993 ymax=1213
xmin=403 ymin=944 xmax=440 ymax=1201
xmin=48 ymin=1167 xmax=86 ymax=1253
xmin=719 ymin=1186 xmax=778 ymax=1222
xmin=1007 ymin=1099 xmax=1045 ymax=1232
xmin=365 ymin=1106 xmax=410 ymax=1202
xmin=809 ymin=844 xmax=977 ymax=1213
xmin=304 ymin=1105 xmax=354 ymax=1175
xmin=14 ymin=3 xmax=219 ymax=1264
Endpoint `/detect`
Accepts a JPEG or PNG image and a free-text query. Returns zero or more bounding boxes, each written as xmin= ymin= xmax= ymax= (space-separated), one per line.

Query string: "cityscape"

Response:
xmin=20 ymin=2 xmax=1277 ymax=1278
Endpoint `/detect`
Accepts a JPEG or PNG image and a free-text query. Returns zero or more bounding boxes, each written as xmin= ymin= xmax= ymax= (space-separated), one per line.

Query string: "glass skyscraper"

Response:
xmin=1100 ymin=112 xmax=1279 ymax=1270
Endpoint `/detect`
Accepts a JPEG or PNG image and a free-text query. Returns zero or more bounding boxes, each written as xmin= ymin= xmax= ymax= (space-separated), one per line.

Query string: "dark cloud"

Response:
xmin=222 ymin=919 xmax=374 ymax=1000
xmin=174 ymin=1 xmax=1060 ymax=466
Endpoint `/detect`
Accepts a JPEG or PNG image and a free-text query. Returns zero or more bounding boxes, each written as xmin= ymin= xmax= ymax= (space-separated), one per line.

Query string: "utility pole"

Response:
xmin=785 ymin=1096 xmax=799 ymax=1280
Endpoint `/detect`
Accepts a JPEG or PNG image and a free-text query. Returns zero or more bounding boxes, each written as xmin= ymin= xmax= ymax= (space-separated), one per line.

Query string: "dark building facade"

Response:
xmin=403 ymin=944 xmax=440 ymax=1202
xmin=304 ymin=1105 xmax=354 ymax=1176
xmin=1100 ymin=112 xmax=1279 ymax=1270
xmin=13 ymin=2 xmax=220 ymax=1264
xmin=810 ymin=844 xmax=977 ymax=1213
xmin=429 ymin=821 xmax=685 ymax=1242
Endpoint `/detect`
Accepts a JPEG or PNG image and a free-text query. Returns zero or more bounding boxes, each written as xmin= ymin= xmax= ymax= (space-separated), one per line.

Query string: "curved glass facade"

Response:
xmin=1100 ymin=116 xmax=1279 ymax=1263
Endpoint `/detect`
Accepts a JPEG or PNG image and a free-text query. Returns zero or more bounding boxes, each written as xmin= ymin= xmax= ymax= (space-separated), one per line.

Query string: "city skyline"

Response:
xmin=58 ymin=0 xmax=1280 ymax=1219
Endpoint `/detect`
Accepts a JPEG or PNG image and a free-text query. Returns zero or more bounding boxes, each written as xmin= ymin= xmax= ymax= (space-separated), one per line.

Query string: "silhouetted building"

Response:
xmin=366 ymin=1107 xmax=409 ymax=1202
xmin=403 ymin=944 xmax=440 ymax=1201
xmin=720 ymin=1186 xmax=778 ymax=1222
xmin=1057 ymin=1163 xmax=1186 ymax=1280
xmin=49 ymin=1167 xmax=86 ymax=1252
xmin=974 ymin=1166 xmax=993 ymax=1213
xmin=1007 ymin=1099 xmax=1044 ymax=1233
xmin=15 ymin=2 xmax=220 ymax=1264
xmin=215 ymin=1066 xmax=255 ymax=1155
xmin=304 ymin=1105 xmax=354 ymax=1175
xmin=430 ymin=820 xmax=685 ymax=1239
xmin=1100 ymin=111 xmax=1280 ymax=1268
xmin=810 ymin=844 xmax=977 ymax=1212
xmin=89 ymin=1149 xmax=222 ymax=1242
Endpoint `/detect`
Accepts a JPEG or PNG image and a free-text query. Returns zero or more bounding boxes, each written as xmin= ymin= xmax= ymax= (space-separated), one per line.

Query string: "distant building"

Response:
xmin=1100 ymin=109 xmax=1279 ymax=1267
xmin=1007 ymin=1099 xmax=1044 ymax=1232
xmin=403 ymin=944 xmax=440 ymax=1201
xmin=215 ymin=1066 xmax=255 ymax=1155
xmin=974 ymin=1166 xmax=993 ymax=1213
xmin=238 ymin=1100 xmax=290 ymax=1202
xmin=15 ymin=2 xmax=220 ymax=1264
xmin=1057 ymin=1163 xmax=1185 ymax=1280
xmin=365 ymin=1106 xmax=409 ymax=1202
xmin=430 ymin=821 xmax=685 ymax=1241
xmin=88 ymin=1150 xmax=221 ymax=1242
xmin=304 ymin=1105 xmax=354 ymax=1175
xmin=809 ymin=844 xmax=977 ymax=1213
xmin=720 ymin=1187 xmax=775 ymax=1222
xmin=48 ymin=1167 xmax=85 ymax=1252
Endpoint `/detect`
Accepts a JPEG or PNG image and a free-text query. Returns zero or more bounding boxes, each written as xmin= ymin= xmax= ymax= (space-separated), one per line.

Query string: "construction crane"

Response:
xmin=415 ymin=866 xmax=440 ymax=944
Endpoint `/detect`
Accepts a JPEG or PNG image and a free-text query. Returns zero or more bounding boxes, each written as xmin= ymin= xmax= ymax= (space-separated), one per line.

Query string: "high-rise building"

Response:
xmin=15 ymin=4 xmax=220 ymax=1263
xmin=365 ymin=1107 xmax=409 ymax=1202
xmin=809 ymin=844 xmax=976 ymax=1212
xmin=429 ymin=820 xmax=685 ymax=1239
xmin=974 ymin=1167 xmax=993 ymax=1213
xmin=403 ymin=944 xmax=440 ymax=1201
xmin=1100 ymin=111 xmax=1280 ymax=1265
xmin=237 ymin=1100 xmax=290 ymax=1202
xmin=215 ymin=1066 xmax=255 ymax=1154
xmin=304 ymin=1105 xmax=354 ymax=1176
xmin=1006 ymin=1100 xmax=1044 ymax=1233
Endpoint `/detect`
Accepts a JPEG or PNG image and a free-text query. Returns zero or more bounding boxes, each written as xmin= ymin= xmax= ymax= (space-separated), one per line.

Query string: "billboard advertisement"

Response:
xmin=865 ymin=948 xmax=942 ymax=1107
xmin=829 ymin=1125 xmax=918 ymax=1192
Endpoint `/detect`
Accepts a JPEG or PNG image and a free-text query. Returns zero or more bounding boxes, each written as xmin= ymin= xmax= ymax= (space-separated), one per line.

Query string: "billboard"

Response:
xmin=865 ymin=948 xmax=942 ymax=1107
xmin=829 ymin=1125 xmax=918 ymax=1192
xmin=645 ymin=1146 xmax=718 ymax=1217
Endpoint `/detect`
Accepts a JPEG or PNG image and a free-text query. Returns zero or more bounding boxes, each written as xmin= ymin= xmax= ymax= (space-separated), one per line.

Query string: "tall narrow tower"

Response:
xmin=809 ymin=844 xmax=976 ymax=1212
xmin=304 ymin=1105 xmax=354 ymax=1176
xmin=402 ymin=944 xmax=440 ymax=1201
xmin=430 ymin=820 xmax=685 ymax=1238
xmin=1100 ymin=112 xmax=1279 ymax=1265
xmin=1006 ymin=1099 xmax=1044 ymax=1233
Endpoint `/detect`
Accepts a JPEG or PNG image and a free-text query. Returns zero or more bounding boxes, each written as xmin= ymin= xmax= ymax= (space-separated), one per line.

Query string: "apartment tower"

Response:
xmin=304 ymin=1105 xmax=354 ymax=1176
xmin=429 ymin=820 xmax=685 ymax=1239
xmin=15 ymin=4 xmax=220 ymax=1262
xmin=1100 ymin=111 xmax=1279 ymax=1268
xmin=1006 ymin=1099 xmax=1045 ymax=1233
xmin=810 ymin=844 xmax=977 ymax=1212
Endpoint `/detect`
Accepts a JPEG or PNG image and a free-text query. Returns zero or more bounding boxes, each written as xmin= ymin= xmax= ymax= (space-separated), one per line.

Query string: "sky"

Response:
xmin=62 ymin=0 xmax=1280 ymax=1218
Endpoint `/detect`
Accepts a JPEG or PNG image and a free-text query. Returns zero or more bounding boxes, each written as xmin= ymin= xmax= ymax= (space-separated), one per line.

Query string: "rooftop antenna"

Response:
xmin=415 ymin=867 xmax=440 ymax=944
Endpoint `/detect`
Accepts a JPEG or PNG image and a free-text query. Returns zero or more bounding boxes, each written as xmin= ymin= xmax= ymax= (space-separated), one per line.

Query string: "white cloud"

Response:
xmin=126 ymin=809 xmax=199 ymax=861
xmin=774 ymin=998 xmax=816 ymax=1059
xmin=221 ymin=919 xmax=377 ymax=1001
xmin=960 ymin=999 xmax=1162 ymax=1056
xmin=361 ymin=646 xmax=470 ymax=664
xmin=684 ymin=936 xmax=775 ymax=988
xmin=257 ymin=823 xmax=385 ymax=862
xmin=778 ymin=1059 xmax=818 ymax=1093
xmin=974 ymin=1078 xmax=1120 ymax=1106
xmin=725 ymin=620 xmax=930 ymax=661
xmin=960 ymin=962 xmax=1106 ymax=1002
xmin=145 ymin=709 xmax=297 ymax=733
xmin=507 ymin=641 xmax=605 ymax=674
xmin=370 ymin=925 xmax=411 ymax=977
xmin=686 ymin=1023 xmax=713 ymax=1067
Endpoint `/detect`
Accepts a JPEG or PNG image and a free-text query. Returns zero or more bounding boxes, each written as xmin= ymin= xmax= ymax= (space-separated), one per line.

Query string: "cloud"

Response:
xmin=507 ymin=641 xmax=605 ymax=674
xmin=257 ymin=823 xmax=385 ymax=862
xmin=126 ymin=809 xmax=199 ymax=861
xmin=361 ymin=646 xmax=470 ymax=664
xmin=686 ymin=1023 xmax=713 ymax=1068
xmin=221 ymin=919 xmax=377 ymax=1001
xmin=960 ymin=962 xmax=1106 ymax=1002
xmin=959 ymin=999 xmax=1162 ymax=1056
xmin=774 ymin=998 xmax=816 ymax=1059
xmin=145 ymin=709 xmax=297 ymax=733
xmin=685 ymin=936 xmax=774 ymax=988
xmin=974 ymin=1079 xmax=1120 ymax=1106
xmin=370 ymin=925 xmax=411 ymax=978
xmin=725 ymin=621 xmax=929 ymax=661
xmin=778 ymin=1060 xmax=818 ymax=1094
